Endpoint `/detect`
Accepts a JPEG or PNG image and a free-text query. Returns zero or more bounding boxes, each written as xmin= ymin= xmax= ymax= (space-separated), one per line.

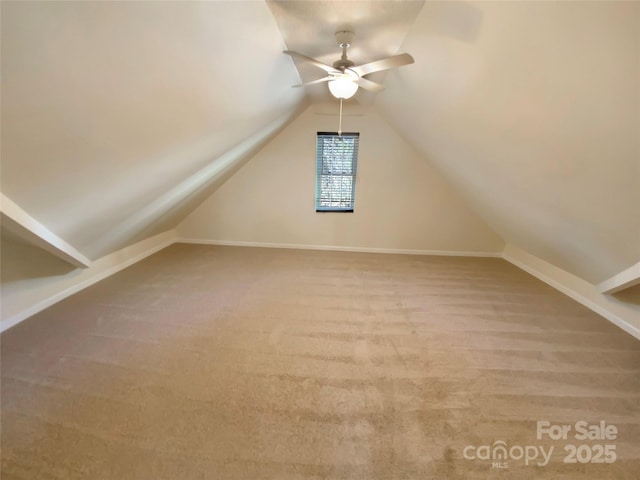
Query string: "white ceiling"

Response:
xmin=1 ymin=1 xmax=306 ymax=258
xmin=375 ymin=1 xmax=639 ymax=283
xmin=267 ymin=0 xmax=424 ymax=105
xmin=1 ymin=1 xmax=638 ymax=284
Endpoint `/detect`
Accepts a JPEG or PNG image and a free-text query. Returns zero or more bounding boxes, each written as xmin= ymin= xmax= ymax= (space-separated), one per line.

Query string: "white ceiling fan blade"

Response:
xmin=293 ymin=76 xmax=333 ymax=88
xmin=351 ymin=53 xmax=414 ymax=77
xmin=356 ymin=77 xmax=384 ymax=92
xmin=283 ymin=50 xmax=340 ymax=75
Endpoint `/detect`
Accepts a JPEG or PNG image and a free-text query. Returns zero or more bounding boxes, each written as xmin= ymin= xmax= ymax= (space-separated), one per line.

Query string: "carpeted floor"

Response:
xmin=2 ymin=244 xmax=639 ymax=479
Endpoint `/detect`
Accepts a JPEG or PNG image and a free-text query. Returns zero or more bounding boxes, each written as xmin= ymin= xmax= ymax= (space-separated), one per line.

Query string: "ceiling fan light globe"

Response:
xmin=328 ymin=77 xmax=358 ymax=99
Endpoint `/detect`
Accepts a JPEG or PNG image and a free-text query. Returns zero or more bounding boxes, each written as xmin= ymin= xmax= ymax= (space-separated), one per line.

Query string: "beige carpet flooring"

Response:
xmin=2 ymin=244 xmax=639 ymax=479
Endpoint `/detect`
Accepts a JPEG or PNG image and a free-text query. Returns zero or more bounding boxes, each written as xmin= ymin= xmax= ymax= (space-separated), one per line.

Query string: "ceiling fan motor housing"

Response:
xmin=333 ymin=58 xmax=355 ymax=72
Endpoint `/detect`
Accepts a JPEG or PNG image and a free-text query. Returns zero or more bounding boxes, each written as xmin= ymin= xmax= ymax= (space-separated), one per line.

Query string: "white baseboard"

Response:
xmin=4 ymin=235 xmax=637 ymax=343
xmin=176 ymin=237 xmax=503 ymax=258
xmin=502 ymin=244 xmax=640 ymax=341
xmin=1 ymin=230 xmax=176 ymax=332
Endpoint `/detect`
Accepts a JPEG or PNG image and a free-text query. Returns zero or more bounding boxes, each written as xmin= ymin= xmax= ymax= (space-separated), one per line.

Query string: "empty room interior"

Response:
xmin=1 ymin=1 xmax=639 ymax=478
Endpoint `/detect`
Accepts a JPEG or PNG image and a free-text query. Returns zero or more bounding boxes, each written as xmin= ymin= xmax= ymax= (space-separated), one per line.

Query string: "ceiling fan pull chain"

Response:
xmin=338 ymin=98 xmax=343 ymax=136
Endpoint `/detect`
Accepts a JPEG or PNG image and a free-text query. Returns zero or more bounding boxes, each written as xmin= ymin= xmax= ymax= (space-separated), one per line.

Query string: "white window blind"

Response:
xmin=316 ymin=132 xmax=359 ymax=212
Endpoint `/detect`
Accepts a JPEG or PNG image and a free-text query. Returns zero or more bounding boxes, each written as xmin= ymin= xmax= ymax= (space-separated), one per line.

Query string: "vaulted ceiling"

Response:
xmin=1 ymin=1 xmax=638 ymax=285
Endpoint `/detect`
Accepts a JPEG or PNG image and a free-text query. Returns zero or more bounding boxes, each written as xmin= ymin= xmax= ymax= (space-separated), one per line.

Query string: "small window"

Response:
xmin=316 ymin=132 xmax=359 ymax=212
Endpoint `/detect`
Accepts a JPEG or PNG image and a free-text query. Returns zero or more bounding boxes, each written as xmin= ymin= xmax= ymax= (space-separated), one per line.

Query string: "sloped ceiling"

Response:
xmin=1 ymin=1 xmax=306 ymax=259
xmin=266 ymin=0 xmax=424 ymax=106
xmin=2 ymin=1 xmax=638 ymax=285
xmin=375 ymin=1 xmax=639 ymax=283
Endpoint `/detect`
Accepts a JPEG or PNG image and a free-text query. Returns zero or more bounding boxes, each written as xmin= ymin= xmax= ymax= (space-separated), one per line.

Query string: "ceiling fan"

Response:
xmin=284 ymin=30 xmax=414 ymax=100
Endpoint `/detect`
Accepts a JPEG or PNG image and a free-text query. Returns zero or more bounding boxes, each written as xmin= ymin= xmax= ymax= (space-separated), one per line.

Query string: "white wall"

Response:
xmin=1 ymin=230 xmax=175 ymax=332
xmin=503 ymin=244 xmax=640 ymax=340
xmin=177 ymin=105 xmax=504 ymax=254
